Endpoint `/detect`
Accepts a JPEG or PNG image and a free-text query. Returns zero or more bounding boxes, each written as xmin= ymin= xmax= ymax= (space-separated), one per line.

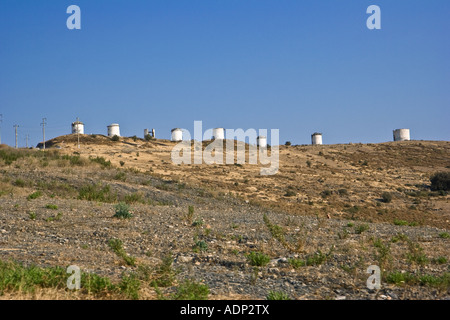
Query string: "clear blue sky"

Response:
xmin=0 ymin=0 xmax=449 ymax=147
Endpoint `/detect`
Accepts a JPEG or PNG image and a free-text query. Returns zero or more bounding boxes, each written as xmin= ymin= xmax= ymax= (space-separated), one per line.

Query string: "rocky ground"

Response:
xmin=0 ymin=137 xmax=449 ymax=300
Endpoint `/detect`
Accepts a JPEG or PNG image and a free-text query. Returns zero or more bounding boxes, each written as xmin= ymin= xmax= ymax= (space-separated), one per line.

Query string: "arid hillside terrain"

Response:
xmin=0 ymin=135 xmax=449 ymax=300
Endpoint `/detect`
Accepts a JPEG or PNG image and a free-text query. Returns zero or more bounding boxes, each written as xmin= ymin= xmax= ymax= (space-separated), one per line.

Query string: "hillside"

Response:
xmin=0 ymin=135 xmax=449 ymax=300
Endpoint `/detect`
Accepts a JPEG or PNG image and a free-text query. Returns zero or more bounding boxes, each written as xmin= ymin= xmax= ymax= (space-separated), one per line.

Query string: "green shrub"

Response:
xmin=439 ymin=232 xmax=450 ymax=239
xmin=113 ymin=202 xmax=133 ymax=219
xmin=285 ymin=141 xmax=291 ymax=146
xmin=108 ymin=238 xmax=136 ymax=266
xmin=430 ymin=172 xmax=450 ymax=191
xmin=246 ymin=252 xmax=271 ymax=267
xmin=111 ymin=135 xmax=120 ymax=142
xmin=171 ymin=279 xmax=209 ymax=300
xmin=266 ymin=290 xmax=291 ymax=300
xmin=355 ymin=224 xmax=369 ymax=234
xmin=27 ymin=191 xmax=42 ymax=200
xmin=193 ymin=240 xmax=208 ymax=252
xmin=123 ymin=193 xmax=144 ymax=204
xmin=78 ymin=183 xmax=116 ymax=203
xmin=89 ymin=156 xmax=111 ymax=168
xmin=114 ymin=171 xmax=127 ymax=181
xmin=14 ymin=179 xmax=26 ymax=187
xmin=45 ymin=204 xmax=58 ymax=210
xmin=288 ymin=258 xmax=306 ymax=269
xmin=381 ymin=192 xmax=393 ymax=203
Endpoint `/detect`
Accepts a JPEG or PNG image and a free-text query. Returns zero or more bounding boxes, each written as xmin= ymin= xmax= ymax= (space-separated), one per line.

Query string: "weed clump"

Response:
xmin=113 ymin=202 xmax=133 ymax=219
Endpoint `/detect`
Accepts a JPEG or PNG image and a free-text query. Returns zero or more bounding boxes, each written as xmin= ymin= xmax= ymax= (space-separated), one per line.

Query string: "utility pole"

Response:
xmin=76 ymin=117 xmax=80 ymax=149
xmin=13 ymin=124 xmax=19 ymax=149
xmin=41 ymin=118 xmax=47 ymax=150
xmin=0 ymin=114 xmax=3 ymax=145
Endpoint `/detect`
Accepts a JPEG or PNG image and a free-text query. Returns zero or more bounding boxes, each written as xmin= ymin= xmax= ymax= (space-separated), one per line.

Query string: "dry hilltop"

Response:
xmin=0 ymin=134 xmax=449 ymax=300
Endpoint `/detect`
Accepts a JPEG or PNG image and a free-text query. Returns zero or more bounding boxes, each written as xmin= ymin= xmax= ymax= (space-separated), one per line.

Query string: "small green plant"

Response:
xmin=45 ymin=204 xmax=58 ymax=210
xmin=192 ymin=218 xmax=204 ymax=227
xmin=288 ymin=258 xmax=306 ymax=269
xmin=89 ymin=156 xmax=112 ymax=168
xmin=150 ymin=253 xmax=179 ymax=287
xmin=14 ymin=179 xmax=26 ymax=187
xmin=355 ymin=224 xmax=369 ymax=234
xmin=373 ymin=238 xmax=392 ymax=269
xmin=113 ymin=202 xmax=133 ymax=219
xmin=171 ymin=279 xmax=209 ymax=300
xmin=406 ymin=242 xmax=429 ymax=265
xmin=111 ymin=135 xmax=120 ymax=142
xmin=193 ymin=240 xmax=208 ymax=252
xmin=27 ymin=191 xmax=42 ymax=200
xmin=114 ymin=171 xmax=127 ymax=181
xmin=266 ymin=290 xmax=291 ymax=300
xmin=433 ymin=256 xmax=448 ymax=264
xmin=186 ymin=206 xmax=194 ymax=224
xmin=337 ymin=228 xmax=349 ymax=240
xmin=28 ymin=212 xmax=36 ymax=220
xmin=46 ymin=212 xmax=63 ymax=222
xmin=391 ymin=233 xmax=409 ymax=243
xmin=108 ymin=238 xmax=136 ymax=266
xmin=393 ymin=219 xmax=408 ymax=226
xmin=285 ymin=141 xmax=291 ymax=146
xmin=78 ymin=183 xmax=116 ymax=203
xmin=306 ymin=160 xmax=311 ymax=168
xmin=119 ymin=161 xmax=125 ymax=167
xmin=123 ymin=193 xmax=144 ymax=204
xmin=439 ymin=232 xmax=450 ymax=239
xmin=247 ymin=252 xmax=271 ymax=267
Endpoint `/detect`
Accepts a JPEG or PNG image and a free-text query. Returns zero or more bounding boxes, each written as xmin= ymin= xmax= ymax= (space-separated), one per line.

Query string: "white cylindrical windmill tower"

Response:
xmin=171 ymin=128 xmax=183 ymax=142
xmin=311 ymin=132 xmax=323 ymax=145
xmin=212 ymin=128 xmax=225 ymax=140
xmin=257 ymin=136 xmax=267 ymax=148
xmin=71 ymin=120 xmax=84 ymax=135
xmin=393 ymin=129 xmax=410 ymax=141
xmin=107 ymin=124 xmax=121 ymax=137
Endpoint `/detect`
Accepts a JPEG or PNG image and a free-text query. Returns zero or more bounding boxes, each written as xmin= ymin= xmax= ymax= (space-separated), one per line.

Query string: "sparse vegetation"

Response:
xmin=113 ymin=202 xmax=133 ymax=219
xmin=108 ymin=238 xmax=136 ymax=266
xmin=381 ymin=192 xmax=393 ymax=203
xmin=355 ymin=224 xmax=369 ymax=234
xmin=266 ymin=290 xmax=290 ymax=300
xmin=247 ymin=252 xmax=271 ymax=267
xmin=27 ymin=191 xmax=42 ymax=200
xmin=430 ymin=172 xmax=450 ymax=191
xmin=439 ymin=232 xmax=450 ymax=239
xmin=78 ymin=184 xmax=116 ymax=203
xmin=89 ymin=156 xmax=112 ymax=168
xmin=171 ymin=279 xmax=209 ymax=300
